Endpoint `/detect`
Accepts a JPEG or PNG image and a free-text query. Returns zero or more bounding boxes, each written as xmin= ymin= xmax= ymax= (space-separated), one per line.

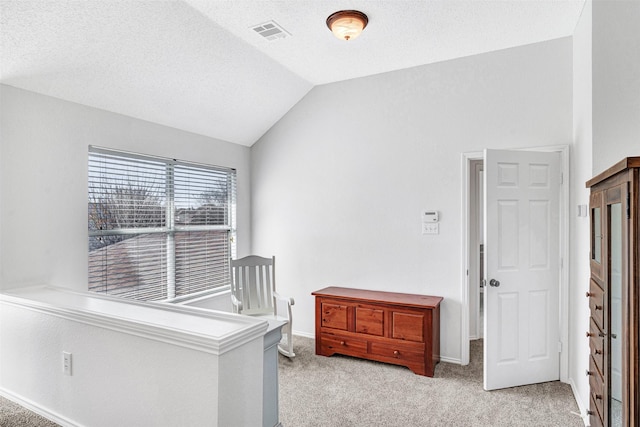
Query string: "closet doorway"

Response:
xmin=468 ymin=159 xmax=484 ymax=341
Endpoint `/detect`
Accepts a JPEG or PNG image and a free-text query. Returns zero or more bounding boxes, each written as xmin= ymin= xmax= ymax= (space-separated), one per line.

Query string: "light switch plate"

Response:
xmin=577 ymin=204 xmax=588 ymax=217
xmin=63 ymin=351 xmax=72 ymax=375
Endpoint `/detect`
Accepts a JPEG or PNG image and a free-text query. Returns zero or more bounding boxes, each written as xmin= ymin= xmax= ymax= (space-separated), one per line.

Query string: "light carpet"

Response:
xmin=278 ymin=337 xmax=584 ymax=427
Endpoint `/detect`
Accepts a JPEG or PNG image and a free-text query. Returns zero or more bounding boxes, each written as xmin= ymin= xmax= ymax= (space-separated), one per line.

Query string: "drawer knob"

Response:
xmin=595 ymin=394 xmax=603 ymax=400
xmin=587 ymin=331 xmax=606 ymax=338
xmin=595 ymin=349 xmax=602 ymax=355
xmin=595 ymin=305 xmax=603 ymax=311
xmin=586 ymin=291 xmax=593 ymax=298
xmin=587 ymin=410 xmax=595 ymax=416
xmin=586 ymin=370 xmax=593 ymax=376
xmin=393 ymin=350 xmax=400 ymax=357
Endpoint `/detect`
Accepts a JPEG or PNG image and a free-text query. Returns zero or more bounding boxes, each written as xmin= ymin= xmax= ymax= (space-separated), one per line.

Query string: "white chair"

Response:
xmin=230 ymin=255 xmax=295 ymax=358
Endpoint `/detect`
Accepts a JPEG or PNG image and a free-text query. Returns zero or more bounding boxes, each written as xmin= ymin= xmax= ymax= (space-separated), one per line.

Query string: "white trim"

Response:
xmin=460 ymin=145 xmax=570 ymax=382
xmin=440 ymin=356 xmax=463 ymax=365
xmin=0 ymin=389 xmax=81 ymax=427
xmin=170 ymin=286 xmax=231 ymax=305
xmin=0 ymin=285 xmax=267 ymax=355
xmin=461 ymin=151 xmax=483 ymax=366
xmin=568 ymin=377 xmax=590 ymax=426
xmin=292 ymin=330 xmax=315 ymax=339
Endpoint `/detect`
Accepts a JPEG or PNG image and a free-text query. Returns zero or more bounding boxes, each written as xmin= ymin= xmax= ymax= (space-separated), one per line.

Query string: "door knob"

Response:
xmin=489 ymin=279 xmax=500 ymax=287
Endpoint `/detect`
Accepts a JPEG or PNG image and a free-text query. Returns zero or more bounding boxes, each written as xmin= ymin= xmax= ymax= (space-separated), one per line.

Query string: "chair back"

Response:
xmin=231 ymin=255 xmax=276 ymax=316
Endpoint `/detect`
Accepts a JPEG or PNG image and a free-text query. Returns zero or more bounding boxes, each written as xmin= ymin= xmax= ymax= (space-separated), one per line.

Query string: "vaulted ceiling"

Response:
xmin=0 ymin=1 xmax=585 ymax=146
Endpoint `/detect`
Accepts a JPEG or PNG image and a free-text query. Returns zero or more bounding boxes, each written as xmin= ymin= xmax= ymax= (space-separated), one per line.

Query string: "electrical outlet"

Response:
xmin=63 ymin=351 xmax=72 ymax=376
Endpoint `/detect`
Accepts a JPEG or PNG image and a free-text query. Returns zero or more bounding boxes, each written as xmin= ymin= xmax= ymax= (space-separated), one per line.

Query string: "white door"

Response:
xmin=483 ymin=149 xmax=561 ymax=390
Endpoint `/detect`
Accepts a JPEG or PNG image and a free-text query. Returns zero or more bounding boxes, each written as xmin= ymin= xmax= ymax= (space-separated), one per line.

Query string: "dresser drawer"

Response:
xmin=588 ymin=318 xmax=605 ymax=376
xmin=589 ymin=364 xmax=605 ymax=419
xmin=319 ymin=333 xmax=367 ymax=356
xmin=589 ymin=352 xmax=604 ymax=385
xmin=589 ymin=337 xmax=605 ymax=377
xmin=589 ymin=393 xmax=604 ymax=427
xmin=369 ymin=342 xmax=424 ymax=364
xmin=588 ymin=279 xmax=605 ymax=328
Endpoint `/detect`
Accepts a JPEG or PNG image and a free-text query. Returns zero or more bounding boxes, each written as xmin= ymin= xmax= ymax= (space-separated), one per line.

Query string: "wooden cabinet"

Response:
xmin=586 ymin=157 xmax=640 ymax=427
xmin=312 ymin=286 xmax=443 ymax=377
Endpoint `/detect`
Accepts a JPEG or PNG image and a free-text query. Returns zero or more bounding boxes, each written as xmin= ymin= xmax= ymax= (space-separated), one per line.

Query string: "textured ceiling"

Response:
xmin=0 ymin=1 xmax=585 ymax=146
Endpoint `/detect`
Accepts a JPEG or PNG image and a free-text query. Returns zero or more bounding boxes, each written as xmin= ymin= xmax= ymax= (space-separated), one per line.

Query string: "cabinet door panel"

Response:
xmin=355 ymin=306 xmax=384 ymax=336
xmin=590 ymin=191 xmax=604 ymax=282
xmin=391 ymin=311 xmax=424 ymax=342
xmin=321 ymin=302 xmax=348 ymax=330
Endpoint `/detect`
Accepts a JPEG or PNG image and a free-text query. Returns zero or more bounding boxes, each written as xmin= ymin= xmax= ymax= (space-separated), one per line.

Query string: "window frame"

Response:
xmin=88 ymin=146 xmax=237 ymax=302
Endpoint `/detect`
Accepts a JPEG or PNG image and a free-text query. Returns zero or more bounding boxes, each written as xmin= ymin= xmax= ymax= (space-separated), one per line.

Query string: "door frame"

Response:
xmin=460 ymin=145 xmax=569 ymax=384
xmin=468 ymin=159 xmax=484 ymax=340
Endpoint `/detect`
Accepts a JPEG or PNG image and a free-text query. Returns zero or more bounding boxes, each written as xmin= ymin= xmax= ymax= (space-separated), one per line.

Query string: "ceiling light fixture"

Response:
xmin=326 ymin=10 xmax=368 ymax=41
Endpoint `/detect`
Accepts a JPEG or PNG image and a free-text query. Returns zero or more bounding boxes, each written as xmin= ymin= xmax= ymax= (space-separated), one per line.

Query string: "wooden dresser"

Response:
xmin=312 ymin=286 xmax=443 ymax=377
xmin=586 ymin=157 xmax=639 ymax=427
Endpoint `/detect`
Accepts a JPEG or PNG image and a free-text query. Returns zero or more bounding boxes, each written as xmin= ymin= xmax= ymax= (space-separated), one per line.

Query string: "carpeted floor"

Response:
xmin=1 ymin=338 xmax=584 ymax=426
xmin=0 ymin=396 xmax=59 ymax=427
xmin=278 ymin=337 xmax=584 ymax=427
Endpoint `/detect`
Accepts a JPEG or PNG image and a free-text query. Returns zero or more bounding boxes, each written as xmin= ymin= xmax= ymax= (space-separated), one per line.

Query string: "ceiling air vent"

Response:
xmin=251 ymin=20 xmax=290 ymax=41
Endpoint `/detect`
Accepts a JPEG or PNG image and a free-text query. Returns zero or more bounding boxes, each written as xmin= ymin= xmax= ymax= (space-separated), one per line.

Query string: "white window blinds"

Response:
xmin=88 ymin=147 xmax=236 ymax=301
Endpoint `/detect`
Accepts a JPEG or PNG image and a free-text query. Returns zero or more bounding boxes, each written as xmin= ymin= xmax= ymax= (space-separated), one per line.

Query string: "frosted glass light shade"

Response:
xmin=326 ymin=10 xmax=368 ymax=41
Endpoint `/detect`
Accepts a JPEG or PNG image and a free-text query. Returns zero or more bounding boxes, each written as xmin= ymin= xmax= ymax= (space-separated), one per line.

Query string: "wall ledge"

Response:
xmin=0 ymin=285 xmax=267 ymax=355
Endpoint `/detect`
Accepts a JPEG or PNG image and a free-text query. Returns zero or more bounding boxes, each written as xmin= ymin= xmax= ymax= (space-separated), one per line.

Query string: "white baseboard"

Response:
xmin=440 ymin=356 xmax=462 ymax=365
xmin=568 ymin=378 xmax=589 ymax=426
xmin=292 ymin=330 xmax=314 ymax=339
xmin=0 ymin=388 xmax=80 ymax=427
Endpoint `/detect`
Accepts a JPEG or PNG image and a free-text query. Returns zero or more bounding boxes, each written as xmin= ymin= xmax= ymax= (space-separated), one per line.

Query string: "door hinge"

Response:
xmin=558 ymin=341 xmax=562 ymax=353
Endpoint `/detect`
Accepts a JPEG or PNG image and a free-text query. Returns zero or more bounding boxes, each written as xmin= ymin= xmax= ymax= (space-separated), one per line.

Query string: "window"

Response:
xmin=88 ymin=147 xmax=236 ymax=302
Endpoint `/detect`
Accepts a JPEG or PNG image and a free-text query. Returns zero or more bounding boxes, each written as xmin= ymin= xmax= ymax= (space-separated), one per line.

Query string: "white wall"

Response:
xmin=0 ymin=84 xmax=251 ymax=291
xmin=251 ymin=38 xmax=573 ymax=362
xmin=592 ymin=0 xmax=640 ymax=174
xmin=570 ymin=0 xmax=593 ymax=419
xmin=0 ymin=288 xmax=265 ymax=427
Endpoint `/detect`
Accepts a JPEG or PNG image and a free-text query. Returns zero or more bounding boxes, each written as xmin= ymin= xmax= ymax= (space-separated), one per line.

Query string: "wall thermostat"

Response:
xmin=422 ymin=211 xmax=439 ymax=222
